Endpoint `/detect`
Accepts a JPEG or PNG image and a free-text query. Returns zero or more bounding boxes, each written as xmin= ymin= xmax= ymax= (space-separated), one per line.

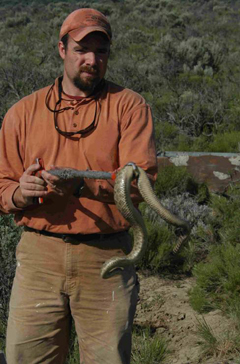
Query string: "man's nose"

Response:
xmin=85 ymin=52 xmax=97 ymax=66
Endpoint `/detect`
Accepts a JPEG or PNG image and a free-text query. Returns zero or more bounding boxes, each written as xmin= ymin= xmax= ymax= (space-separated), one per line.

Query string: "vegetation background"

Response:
xmin=1 ymin=0 xmax=240 ymax=362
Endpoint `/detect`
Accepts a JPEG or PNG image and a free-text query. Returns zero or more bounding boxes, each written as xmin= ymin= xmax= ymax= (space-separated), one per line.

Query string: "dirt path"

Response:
xmin=134 ymin=273 xmax=237 ymax=364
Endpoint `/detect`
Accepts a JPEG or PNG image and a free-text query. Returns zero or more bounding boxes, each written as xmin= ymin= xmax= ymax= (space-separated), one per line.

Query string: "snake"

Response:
xmin=100 ymin=162 xmax=191 ymax=279
xmin=48 ymin=163 xmax=191 ymax=279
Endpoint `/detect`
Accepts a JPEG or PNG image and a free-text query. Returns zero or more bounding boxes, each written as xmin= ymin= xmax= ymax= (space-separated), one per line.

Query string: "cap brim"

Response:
xmin=69 ymin=26 xmax=111 ymax=42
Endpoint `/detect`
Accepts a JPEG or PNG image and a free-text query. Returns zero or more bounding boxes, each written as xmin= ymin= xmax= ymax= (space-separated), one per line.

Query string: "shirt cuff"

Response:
xmin=3 ymin=184 xmax=23 ymax=212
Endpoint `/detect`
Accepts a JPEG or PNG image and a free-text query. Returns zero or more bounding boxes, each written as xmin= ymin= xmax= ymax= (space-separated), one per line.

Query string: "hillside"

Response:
xmin=1 ymin=1 xmax=240 ymax=363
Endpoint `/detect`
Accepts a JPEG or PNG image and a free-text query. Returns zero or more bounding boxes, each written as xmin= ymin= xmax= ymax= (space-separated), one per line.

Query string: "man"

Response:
xmin=0 ymin=8 xmax=157 ymax=364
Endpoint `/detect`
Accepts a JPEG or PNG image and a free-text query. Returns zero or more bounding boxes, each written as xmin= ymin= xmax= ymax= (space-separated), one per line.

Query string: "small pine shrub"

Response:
xmin=189 ymin=285 xmax=213 ymax=313
xmin=131 ymin=326 xmax=168 ymax=364
xmin=190 ymin=243 xmax=240 ymax=314
xmin=196 ymin=315 xmax=240 ymax=360
xmin=196 ymin=316 xmax=218 ymax=356
xmin=213 ymin=191 xmax=240 ymax=245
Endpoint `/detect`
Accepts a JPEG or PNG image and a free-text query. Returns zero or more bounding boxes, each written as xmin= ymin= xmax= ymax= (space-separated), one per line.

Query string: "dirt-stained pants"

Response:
xmin=6 ymin=230 xmax=139 ymax=364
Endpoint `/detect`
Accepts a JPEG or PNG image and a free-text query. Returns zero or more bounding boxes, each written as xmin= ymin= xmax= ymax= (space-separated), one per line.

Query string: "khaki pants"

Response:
xmin=6 ymin=230 xmax=139 ymax=364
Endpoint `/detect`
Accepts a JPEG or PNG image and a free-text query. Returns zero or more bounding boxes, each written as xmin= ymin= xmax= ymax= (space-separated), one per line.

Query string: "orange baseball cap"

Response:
xmin=59 ymin=8 xmax=112 ymax=42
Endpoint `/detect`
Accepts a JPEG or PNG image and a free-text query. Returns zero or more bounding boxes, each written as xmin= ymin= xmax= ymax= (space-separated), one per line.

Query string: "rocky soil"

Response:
xmin=134 ymin=272 xmax=239 ymax=364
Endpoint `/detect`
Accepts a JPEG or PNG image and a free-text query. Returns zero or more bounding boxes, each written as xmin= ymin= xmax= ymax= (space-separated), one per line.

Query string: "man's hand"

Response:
xmin=41 ymin=166 xmax=84 ymax=197
xmin=13 ymin=162 xmax=48 ymax=208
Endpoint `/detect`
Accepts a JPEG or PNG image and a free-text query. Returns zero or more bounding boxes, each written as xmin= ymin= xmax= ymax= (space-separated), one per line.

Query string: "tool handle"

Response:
xmin=48 ymin=168 xmax=116 ymax=180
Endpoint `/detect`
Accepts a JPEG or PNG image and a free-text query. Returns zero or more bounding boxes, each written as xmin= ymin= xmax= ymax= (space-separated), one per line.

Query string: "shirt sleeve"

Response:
xmin=0 ymin=106 xmax=25 ymax=213
xmin=82 ymin=103 xmax=158 ymax=204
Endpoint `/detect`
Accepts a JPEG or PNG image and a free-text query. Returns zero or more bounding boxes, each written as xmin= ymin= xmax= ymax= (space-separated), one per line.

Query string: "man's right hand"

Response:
xmin=12 ymin=162 xmax=48 ymax=208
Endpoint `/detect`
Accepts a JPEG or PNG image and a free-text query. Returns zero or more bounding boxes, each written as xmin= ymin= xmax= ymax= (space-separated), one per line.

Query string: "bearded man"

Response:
xmin=0 ymin=8 xmax=157 ymax=364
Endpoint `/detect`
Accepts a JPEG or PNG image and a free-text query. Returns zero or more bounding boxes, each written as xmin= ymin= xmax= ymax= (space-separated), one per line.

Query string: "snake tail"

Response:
xmin=137 ymin=167 xmax=191 ymax=253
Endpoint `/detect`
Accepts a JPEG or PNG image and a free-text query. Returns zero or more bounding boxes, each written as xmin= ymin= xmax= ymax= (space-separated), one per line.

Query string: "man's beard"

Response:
xmin=73 ymin=66 xmax=101 ymax=94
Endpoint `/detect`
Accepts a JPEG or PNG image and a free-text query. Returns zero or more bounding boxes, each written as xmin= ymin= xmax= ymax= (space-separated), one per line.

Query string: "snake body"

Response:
xmin=101 ymin=164 xmax=148 ymax=279
xmin=100 ymin=163 xmax=191 ymax=279
xmin=48 ymin=164 xmax=191 ymax=279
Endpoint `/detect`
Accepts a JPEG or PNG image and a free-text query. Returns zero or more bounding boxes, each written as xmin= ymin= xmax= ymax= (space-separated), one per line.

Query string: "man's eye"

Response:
xmin=76 ymin=49 xmax=85 ymax=53
xmin=98 ymin=49 xmax=108 ymax=54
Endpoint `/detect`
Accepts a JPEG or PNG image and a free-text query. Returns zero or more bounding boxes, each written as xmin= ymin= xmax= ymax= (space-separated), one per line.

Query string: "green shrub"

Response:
xmin=207 ymin=131 xmax=240 ymax=152
xmin=189 ymin=182 xmax=240 ymax=323
xmin=135 ymin=216 xmax=175 ymax=272
xmin=189 ymin=285 xmax=213 ymax=313
xmin=154 ymin=165 xmax=198 ymax=197
xmin=196 ymin=316 xmax=218 ymax=357
xmin=210 ymin=191 xmax=240 ymax=246
xmin=5 ymin=14 xmax=31 ymax=28
xmin=190 ymin=243 xmax=240 ymax=314
xmin=0 ymin=214 xmax=22 ymax=349
xmin=131 ymin=326 xmax=168 ymax=364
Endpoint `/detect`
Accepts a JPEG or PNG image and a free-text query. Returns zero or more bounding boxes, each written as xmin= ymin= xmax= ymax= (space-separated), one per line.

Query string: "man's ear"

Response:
xmin=58 ymin=41 xmax=66 ymax=60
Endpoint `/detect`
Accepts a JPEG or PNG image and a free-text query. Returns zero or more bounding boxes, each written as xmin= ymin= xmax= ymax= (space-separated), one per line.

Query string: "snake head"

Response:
xmin=126 ymin=162 xmax=140 ymax=179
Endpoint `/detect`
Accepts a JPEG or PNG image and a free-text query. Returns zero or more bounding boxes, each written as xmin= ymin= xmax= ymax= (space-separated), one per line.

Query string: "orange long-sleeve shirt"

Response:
xmin=0 ymin=77 xmax=157 ymax=234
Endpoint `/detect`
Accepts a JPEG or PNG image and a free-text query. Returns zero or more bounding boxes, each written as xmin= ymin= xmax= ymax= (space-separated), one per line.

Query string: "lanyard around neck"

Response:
xmin=45 ymin=77 xmax=101 ymax=137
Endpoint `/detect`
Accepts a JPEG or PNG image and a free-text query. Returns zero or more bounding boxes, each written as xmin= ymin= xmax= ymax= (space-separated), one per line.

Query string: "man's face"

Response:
xmin=59 ymin=32 xmax=110 ymax=96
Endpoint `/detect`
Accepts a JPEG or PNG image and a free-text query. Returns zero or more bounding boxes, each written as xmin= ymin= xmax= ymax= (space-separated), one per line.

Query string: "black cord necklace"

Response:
xmin=45 ymin=77 xmax=100 ymax=137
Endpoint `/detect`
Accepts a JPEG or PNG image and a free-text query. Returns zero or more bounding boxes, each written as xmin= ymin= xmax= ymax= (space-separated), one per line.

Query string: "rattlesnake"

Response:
xmin=49 ymin=163 xmax=191 ymax=279
xmin=101 ymin=163 xmax=191 ymax=278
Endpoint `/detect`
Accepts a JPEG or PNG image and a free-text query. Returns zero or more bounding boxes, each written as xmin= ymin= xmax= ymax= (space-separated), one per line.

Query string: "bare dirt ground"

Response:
xmin=134 ymin=272 xmax=239 ymax=364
